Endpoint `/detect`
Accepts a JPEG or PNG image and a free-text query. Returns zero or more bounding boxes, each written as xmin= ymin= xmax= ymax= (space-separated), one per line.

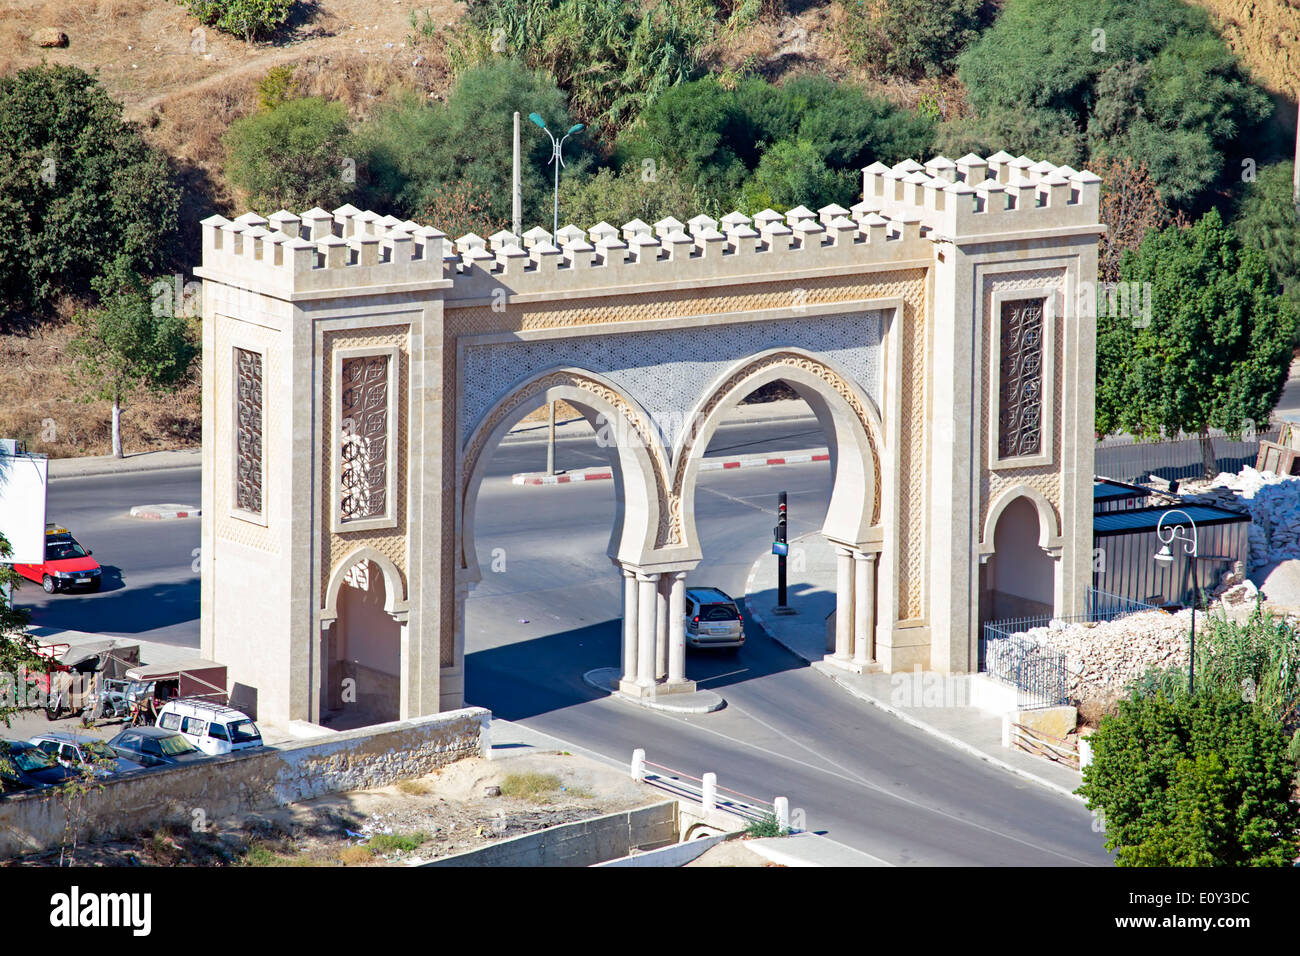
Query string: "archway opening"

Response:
xmin=982 ymin=497 xmax=1055 ymax=622
xmin=323 ymin=559 xmax=401 ymax=728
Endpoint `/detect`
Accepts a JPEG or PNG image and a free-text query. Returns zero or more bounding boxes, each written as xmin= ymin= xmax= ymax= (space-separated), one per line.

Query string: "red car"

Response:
xmin=14 ymin=525 xmax=102 ymax=594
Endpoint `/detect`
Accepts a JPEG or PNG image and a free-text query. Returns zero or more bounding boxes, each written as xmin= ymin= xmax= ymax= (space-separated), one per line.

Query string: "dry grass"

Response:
xmin=0 ymin=319 xmax=200 ymax=458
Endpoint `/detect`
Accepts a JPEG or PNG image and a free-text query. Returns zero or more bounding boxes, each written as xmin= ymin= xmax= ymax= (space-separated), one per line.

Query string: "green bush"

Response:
xmin=0 ymin=65 xmax=179 ymax=314
xmin=837 ymin=0 xmax=986 ymax=78
xmin=616 ymin=74 xmax=934 ymax=215
xmin=738 ymin=139 xmax=847 ymax=215
xmin=558 ymin=165 xmax=699 ymax=229
xmin=1078 ymin=690 xmax=1300 ymax=866
xmin=953 ymin=0 xmax=1270 ymax=207
xmin=456 ymin=0 xmax=713 ymax=138
xmin=1233 ymin=161 xmax=1300 ymax=339
xmin=353 ymin=61 xmax=575 ymax=229
xmin=224 ymin=97 xmax=355 ymax=214
xmin=178 ymin=0 xmax=295 ymax=42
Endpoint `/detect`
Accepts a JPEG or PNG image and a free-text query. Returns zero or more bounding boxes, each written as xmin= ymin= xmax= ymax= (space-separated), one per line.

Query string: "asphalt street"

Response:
xmin=17 ymin=411 xmax=1112 ymax=864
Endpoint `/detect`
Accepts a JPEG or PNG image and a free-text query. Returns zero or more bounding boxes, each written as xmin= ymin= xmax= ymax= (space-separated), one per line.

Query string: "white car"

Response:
xmin=156 ymin=700 xmax=263 ymax=756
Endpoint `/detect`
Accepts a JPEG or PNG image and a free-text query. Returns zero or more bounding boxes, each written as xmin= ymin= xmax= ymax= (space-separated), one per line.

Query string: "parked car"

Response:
xmin=13 ymin=524 xmax=102 ymax=594
xmin=156 ymin=700 xmax=263 ymax=756
xmin=106 ymin=727 xmax=206 ymax=769
xmin=684 ymin=587 xmax=746 ymax=650
xmin=0 ymin=740 xmax=78 ymax=793
xmin=28 ymin=732 xmax=146 ymax=777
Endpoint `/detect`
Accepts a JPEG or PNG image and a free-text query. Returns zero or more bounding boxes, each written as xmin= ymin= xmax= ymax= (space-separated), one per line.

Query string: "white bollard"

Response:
xmin=702 ymin=772 xmax=717 ymax=812
xmin=631 ymin=748 xmax=645 ymax=781
xmin=774 ymin=796 xmax=790 ymax=831
xmin=1001 ymin=713 xmax=1011 ymax=748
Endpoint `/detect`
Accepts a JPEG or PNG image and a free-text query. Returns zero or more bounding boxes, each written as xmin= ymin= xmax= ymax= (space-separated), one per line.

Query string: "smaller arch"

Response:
xmin=321 ymin=546 xmax=409 ymax=621
xmin=980 ymin=485 xmax=1062 ymax=554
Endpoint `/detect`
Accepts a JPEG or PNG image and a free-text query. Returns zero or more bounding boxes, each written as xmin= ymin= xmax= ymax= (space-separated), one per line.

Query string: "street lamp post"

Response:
xmin=527 ymin=113 xmax=584 ymax=239
xmin=1153 ymin=509 xmax=1200 ymax=695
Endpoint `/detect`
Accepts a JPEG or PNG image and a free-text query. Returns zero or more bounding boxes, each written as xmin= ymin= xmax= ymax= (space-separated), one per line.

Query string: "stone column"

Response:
xmin=853 ymin=551 xmax=877 ymax=667
xmin=637 ymin=573 xmax=659 ymax=689
xmin=834 ymin=546 xmax=854 ymax=661
xmin=668 ymin=571 xmax=688 ymax=685
xmin=656 ymin=575 xmax=670 ymax=681
xmin=621 ymin=568 xmax=638 ymax=685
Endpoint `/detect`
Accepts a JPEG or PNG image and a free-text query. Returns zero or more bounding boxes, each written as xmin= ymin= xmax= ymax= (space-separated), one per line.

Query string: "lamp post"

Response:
xmin=1154 ymin=509 xmax=1199 ymax=695
xmin=527 ymin=113 xmax=584 ymax=239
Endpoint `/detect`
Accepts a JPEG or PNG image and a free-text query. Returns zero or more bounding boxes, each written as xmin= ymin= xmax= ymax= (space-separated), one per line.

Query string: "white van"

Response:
xmin=156 ymin=699 xmax=263 ymax=755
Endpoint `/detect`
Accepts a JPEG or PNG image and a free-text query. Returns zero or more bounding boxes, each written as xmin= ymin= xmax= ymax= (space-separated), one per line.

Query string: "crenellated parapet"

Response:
xmin=197 ymin=151 xmax=1101 ymax=302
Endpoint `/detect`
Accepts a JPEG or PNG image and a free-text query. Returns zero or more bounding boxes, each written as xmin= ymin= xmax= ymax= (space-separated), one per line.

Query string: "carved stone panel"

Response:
xmin=234 ymin=347 xmax=263 ymax=515
xmin=997 ymin=298 xmax=1045 ymax=459
xmin=340 ymin=355 xmax=390 ymax=521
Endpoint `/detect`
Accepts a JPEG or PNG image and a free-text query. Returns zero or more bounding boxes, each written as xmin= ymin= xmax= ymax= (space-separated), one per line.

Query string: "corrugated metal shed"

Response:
xmin=1093 ymin=478 xmax=1152 ymax=514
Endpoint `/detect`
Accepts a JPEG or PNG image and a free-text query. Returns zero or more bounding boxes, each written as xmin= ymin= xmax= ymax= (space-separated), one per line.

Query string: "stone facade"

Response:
xmin=195 ymin=150 xmax=1102 ymax=726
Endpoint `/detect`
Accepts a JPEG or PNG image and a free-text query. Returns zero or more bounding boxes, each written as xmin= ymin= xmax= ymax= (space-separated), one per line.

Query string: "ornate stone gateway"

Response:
xmin=195 ymin=151 xmax=1103 ymax=726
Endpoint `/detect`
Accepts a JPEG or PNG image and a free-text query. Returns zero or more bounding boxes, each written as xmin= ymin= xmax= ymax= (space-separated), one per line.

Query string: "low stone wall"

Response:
xmin=0 ymin=707 xmax=490 ymax=859
xmin=424 ymin=802 xmax=679 ymax=867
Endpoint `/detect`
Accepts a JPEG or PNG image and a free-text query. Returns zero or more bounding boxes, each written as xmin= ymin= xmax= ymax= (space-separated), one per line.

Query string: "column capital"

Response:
xmin=636 ymin=571 xmax=662 ymax=583
xmin=853 ymin=550 xmax=878 ymax=564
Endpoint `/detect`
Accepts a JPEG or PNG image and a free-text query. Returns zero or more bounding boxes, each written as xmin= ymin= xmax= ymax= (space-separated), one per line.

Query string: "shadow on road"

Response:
xmin=20 ymin=575 xmax=200 ymax=636
xmin=464 ymin=614 xmax=810 ymax=721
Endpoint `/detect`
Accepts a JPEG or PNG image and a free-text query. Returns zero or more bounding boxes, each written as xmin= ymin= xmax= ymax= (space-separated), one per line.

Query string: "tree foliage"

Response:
xmin=837 ymin=0 xmax=987 ymax=78
xmin=0 ymin=65 xmax=179 ymax=315
xmin=0 ymin=533 xmax=40 ymax=728
xmin=1095 ymin=209 xmax=1297 ymax=448
xmin=1232 ymin=161 xmax=1300 ymax=334
xmin=953 ymin=0 xmax=1270 ymax=207
xmin=1093 ymin=155 xmax=1178 ymax=283
xmin=223 ymin=96 xmax=356 ymax=214
xmin=1079 ymin=690 xmax=1300 ymax=866
xmin=558 ymin=165 xmax=699 ymax=229
xmin=354 ymin=61 xmax=575 ymax=230
xmin=455 ymin=0 xmax=713 ymax=138
xmin=616 ymin=74 xmax=934 ymax=215
xmin=177 ymin=0 xmax=295 ymax=42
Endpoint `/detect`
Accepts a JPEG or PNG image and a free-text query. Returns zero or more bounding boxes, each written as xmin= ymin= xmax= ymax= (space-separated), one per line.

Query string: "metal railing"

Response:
xmin=980 ymin=588 xmax=1162 ymax=708
xmin=1094 ymin=427 xmax=1280 ymax=484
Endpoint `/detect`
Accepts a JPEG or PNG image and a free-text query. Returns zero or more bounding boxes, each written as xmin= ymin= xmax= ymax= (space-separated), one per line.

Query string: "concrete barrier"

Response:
xmin=0 ymin=707 xmax=489 ymax=859
xmin=423 ymin=801 xmax=679 ymax=867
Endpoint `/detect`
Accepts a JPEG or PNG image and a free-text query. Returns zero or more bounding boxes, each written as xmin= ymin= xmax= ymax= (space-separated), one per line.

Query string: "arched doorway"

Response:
xmin=982 ymin=496 xmax=1057 ymax=621
xmin=321 ymin=557 xmax=404 ymax=727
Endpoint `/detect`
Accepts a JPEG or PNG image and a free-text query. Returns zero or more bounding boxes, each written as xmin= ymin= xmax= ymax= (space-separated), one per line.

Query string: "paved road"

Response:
xmin=18 ymin=413 xmax=1111 ymax=864
xmin=466 ymin=460 xmax=1110 ymax=865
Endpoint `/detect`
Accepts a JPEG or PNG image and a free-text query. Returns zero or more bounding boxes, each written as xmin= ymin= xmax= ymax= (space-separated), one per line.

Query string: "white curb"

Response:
xmin=513 ymin=448 xmax=830 ymax=486
xmin=128 ymin=504 xmax=201 ymax=520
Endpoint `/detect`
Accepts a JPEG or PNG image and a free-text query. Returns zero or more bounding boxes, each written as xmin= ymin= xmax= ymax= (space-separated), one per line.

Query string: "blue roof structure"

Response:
xmin=1093 ymin=504 xmax=1248 ymax=537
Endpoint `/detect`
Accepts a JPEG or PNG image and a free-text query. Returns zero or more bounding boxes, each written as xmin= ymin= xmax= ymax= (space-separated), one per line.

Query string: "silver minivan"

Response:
xmin=156 ymin=700 xmax=263 ymax=756
xmin=684 ymin=587 xmax=745 ymax=650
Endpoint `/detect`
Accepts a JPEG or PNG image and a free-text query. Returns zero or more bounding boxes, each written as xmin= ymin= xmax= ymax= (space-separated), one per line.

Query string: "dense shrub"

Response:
xmin=558 ymin=165 xmax=699 ymax=229
xmin=837 ymin=0 xmax=987 ymax=78
xmin=1233 ymin=161 xmax=1300 ymax=337
xmin=1078 ymin=690 xmax=1300 ymax=866
xmin=353 ymin=61 xmax=575 ymax=229
xmin=953 ymin=0 xmax=1270 ymax=207
xmin=616 ymin=74 xmax=934 ymax=215
xmin=455 ymin=0 xmax=713 ymax=138
xmin=0 ymin=65 xmax=179 ymax=315
xmin=178 ymin=0 xmax=295 ymax=42
xmin=223 ymin=97 xmax=356 ymax=214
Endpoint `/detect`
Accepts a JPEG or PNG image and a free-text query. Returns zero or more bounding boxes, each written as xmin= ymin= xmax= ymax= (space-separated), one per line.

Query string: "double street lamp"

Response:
xmin=528 ymin=113 xmax=584 ymax=239
xmin=1153 ymin=509 xmax=1200 ymax=695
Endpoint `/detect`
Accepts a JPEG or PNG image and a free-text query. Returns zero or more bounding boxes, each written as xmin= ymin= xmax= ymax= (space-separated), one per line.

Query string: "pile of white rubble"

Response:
xmin=1177 ymin=467 xmax=1300 ymax=572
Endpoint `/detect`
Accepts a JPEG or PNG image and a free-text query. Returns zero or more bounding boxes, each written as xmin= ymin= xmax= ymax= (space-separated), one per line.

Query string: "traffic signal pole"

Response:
xmin=776 ymin=491 xmax=788 ymax=608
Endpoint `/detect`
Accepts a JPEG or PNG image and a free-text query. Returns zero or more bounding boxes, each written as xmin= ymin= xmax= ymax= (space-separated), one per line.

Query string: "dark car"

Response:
xmin=107 ymin=726 xmax=207 ymax=769
xmin=29 ymin=733 xmax=146 ymax=777
xmin=0 ymin=740 xmax=79 ymax=793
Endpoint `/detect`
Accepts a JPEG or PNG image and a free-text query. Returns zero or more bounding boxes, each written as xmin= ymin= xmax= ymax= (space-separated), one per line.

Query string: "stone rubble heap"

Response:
xmin=1001 ymin=588 xmax=1263 ymax=706
xmin=1176 ymin=467 xmax=1300 ymax=572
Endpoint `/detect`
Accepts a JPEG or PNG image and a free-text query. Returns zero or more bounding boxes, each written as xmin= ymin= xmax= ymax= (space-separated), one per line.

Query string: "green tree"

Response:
xmin=1095 ymin=209 xmax=1297 ymax=475
xmin=0 ymin=65 xmax=179 ymax=315
xmin=837 ymin=0 xmax=987 ymax=78
xmin=1233 ymin=161 xmax=1300 ymax=340
xmin=224 ymin=97 xmax=355 ymax=214
xmin=0 ymin=533 xmax=40 ymax=728
xmin=1079 ymin=690 xmax=1300 ymax=866
xmin=558 ymin=165 xmax=699 ymax=230
xmin=177 ymin=0 xmax=295 ymax=42
xmin=738 ymin=139 xmax=847 ymax=214
xmin=68 ymin=266 xmax=199 ymax=459
xmin=354 ymin=61 xmax=575 ymax=230
xmin=953 ymin=0 xmax=1270 ymax=207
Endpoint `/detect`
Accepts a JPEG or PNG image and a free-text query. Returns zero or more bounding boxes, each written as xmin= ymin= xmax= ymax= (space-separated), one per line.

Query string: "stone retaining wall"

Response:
xmin=0 ymin=707 xmax=490 ymax=859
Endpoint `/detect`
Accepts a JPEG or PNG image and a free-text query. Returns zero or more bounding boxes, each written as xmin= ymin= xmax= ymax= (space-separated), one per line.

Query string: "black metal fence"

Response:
xmin=980 ymin=589 xmax=1160 ymax=709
